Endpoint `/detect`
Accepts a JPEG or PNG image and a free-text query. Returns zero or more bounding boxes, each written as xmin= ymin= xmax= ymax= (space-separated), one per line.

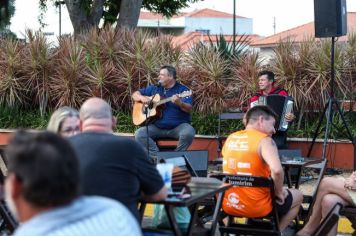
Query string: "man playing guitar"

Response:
xmin=132 ymin=65 xmax=195 ymax=162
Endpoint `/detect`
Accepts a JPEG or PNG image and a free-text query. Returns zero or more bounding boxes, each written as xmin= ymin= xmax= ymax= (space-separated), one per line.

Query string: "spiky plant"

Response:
xmin=208 ymin=34 xmax=250 ymax=63
xmin=50 ymin=36 xmax=91 ymax=108
xmin=152 ymin=34 xmax=183 ymax=68
xmin=81 ymin=27 xmax=101 ymax=70
xmin=343 ymin=32 xmax=356 ymax=107
xmin=296 ymin=38 xmax=318 ymax=100
xmin=97 ymin=26 xmax=122 ymax=68
xmin=269 ymin=38 xmax=316 ymax=110
xmin=81 ymin=27 xmax=125 ymax=109
xmin=21 ymin=30 xmax=53 ymax=115
xmin=141 ymin=34 xmax=183 ymax=84
xmin=85 ymin=61 xmax=121 ymax=108
xmin=306 ymin=39 xmax=346 ymax=107
xmin=126 ymin=29 xmax=151 ymax=88
xmin=113 ymin=29 xmax=147 ymax=110
xmin=138 ymin=33 xmax=166 ymax=85
xmin=115 ymin=61 xmax=139 ymax=110
xmin=0 ymin=38 xmax=27 ymax=107
xmin=114 ymin=30 xmax=183 ymax=110
xmin=187 ymin=43 xmax=230 ymax=114
xmin=230 ymin=51 xmax=264 ymax=109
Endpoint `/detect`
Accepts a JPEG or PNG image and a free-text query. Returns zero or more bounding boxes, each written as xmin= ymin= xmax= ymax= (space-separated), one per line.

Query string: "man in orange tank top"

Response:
xmin=222 ymin=105 xmax=303 ymax=230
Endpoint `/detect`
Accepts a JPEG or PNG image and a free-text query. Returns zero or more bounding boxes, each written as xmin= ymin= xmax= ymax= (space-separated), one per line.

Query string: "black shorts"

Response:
xmin=276 ymin=189 xmax=293 ymax=217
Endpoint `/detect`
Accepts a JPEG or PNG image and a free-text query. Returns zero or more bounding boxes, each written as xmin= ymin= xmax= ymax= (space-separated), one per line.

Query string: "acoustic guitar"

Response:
xmin=132 ymin=90 xmax=192 ymax=126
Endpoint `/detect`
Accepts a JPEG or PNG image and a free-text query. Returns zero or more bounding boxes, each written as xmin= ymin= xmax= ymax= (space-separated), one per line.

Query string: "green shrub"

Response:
xmin=0 ymin=106 xmax=354 ymax=140
xmin=0 ymin=106 xmax=50 ymax=129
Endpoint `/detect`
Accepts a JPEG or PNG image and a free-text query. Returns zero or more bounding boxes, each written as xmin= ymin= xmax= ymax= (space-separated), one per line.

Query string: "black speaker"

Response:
xmin=157 ymin=150 xmax=209 ymax=177
xmin=314 ymin=0 xmax=347 ymax=38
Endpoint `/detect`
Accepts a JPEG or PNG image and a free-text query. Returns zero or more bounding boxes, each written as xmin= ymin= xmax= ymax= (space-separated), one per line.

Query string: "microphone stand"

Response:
xmin=144 ymin=83 xmax=161 ymax=164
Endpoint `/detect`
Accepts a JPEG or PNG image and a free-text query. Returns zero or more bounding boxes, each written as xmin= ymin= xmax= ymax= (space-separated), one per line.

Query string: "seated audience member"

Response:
xmin=222 ymin=105 xmax=303 ymax=230
xmin=4 ymin=131 xmax=142 ymax=236
xmin=70 ymin=97 xmax=168 ymax=221
xmin=47 ymin=106 xmax=80 ymax=137
xmin=297 ymin=173 xmax=356 ymax=236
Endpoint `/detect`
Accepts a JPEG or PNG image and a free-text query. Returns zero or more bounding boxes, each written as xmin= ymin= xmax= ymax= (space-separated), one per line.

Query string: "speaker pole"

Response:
xmin=321 ymin=37 xmax=335 ymax=159
xmin=307 ymin=37 xmax=355 ymax=168
xmin=330 ymin=37 xmax=335 ymax=99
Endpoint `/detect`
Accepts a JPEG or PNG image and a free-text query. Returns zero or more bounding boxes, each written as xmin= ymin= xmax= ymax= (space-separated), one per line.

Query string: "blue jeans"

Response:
xmin=134 ymin=123 xmax=195 ymax=159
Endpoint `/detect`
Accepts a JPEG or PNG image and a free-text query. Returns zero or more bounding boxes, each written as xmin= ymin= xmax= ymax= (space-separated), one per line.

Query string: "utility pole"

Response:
xmin=157 ymin=19 xmax=160 ymax=35
xmin=273 ymin=16 xmax=276 ymax=34
xmin=55 ymin=1 xmax=65 ymax=37
xmin=233 ymin=0 xmax=236 ymax=54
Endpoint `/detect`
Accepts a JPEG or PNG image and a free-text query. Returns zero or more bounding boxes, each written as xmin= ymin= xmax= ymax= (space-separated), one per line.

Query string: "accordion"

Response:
xmin=250 ymin=94 xmax=294 ymax=131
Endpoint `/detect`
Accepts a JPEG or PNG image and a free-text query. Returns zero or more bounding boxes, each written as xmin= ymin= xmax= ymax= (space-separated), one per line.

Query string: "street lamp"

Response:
xmin=55 ymin=1 xmax=65 ymax=36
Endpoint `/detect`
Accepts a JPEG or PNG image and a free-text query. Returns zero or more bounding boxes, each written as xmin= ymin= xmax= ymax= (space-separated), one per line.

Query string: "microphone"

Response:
xmin=156 ymin=81 xmax=162 ymax=87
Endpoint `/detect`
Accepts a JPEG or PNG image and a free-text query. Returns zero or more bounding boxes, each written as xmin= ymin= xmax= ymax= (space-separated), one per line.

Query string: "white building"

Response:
xmin=138 ymin=8 xmax=253 ymax=36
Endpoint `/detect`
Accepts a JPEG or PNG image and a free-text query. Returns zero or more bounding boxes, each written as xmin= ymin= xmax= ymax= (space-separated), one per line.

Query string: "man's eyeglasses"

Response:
xmin=60 ymin=127 xmax=80 ymax=134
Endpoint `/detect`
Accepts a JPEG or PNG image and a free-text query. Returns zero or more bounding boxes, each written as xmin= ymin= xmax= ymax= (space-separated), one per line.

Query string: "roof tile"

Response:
xmin=251 ymin=12 xmax=356 ymax=47
xmin=139 ymin=8 xmax=245 ymax=20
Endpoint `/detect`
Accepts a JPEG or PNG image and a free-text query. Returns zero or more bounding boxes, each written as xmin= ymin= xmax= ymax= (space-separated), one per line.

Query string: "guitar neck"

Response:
xmin=156 ymin=97 xmax=173 ymax=106
xmin=154 ymin=90 xmax=191 ymax=106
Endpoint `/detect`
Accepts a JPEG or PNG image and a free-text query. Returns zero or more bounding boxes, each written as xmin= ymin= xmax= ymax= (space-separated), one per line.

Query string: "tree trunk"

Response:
xmin=89 ymin=0 xmax=105 ymax=26
xmin=116 ymin=0 xmax=143 ymax=30
xmin=65 ymin=0 xmax=104 ymax=36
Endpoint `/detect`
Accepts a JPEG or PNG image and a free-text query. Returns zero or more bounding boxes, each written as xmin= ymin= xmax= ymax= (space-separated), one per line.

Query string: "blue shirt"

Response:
xmin=139 ymin=82 xmax=192 ymax=129
xmin=13 ymin=196 xmax=142 ymax=236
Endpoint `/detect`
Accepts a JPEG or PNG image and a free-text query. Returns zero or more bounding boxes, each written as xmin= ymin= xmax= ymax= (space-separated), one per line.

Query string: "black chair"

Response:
xmin=279 ymin=148 xmax=302 ymax=187
xmin=157 ymin=150 xmax=209 ymax=177
xmin=159 ymin=155 xmax=198 ymax=177
xmin=278 ymin=148 xmax=302 ymax=158
xmin=340 ymin=206 xmax=356 ymax=235
xmin=301 ymin=159 xmax=328 ymax=223
xmin=216 ymin=174 xmax=281 ymax=236
xmin=0 ymin=154 xmax=18 ymax=233
xmin=311 ymin=202 xmax=342 ymax=236
xmin=216 ymin=112 xmax=245 ymax=154
xmin=0 ymin=200 xmax=18 ymax=233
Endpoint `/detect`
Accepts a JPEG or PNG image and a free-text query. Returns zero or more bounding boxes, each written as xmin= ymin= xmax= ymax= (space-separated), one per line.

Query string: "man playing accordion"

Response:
xmin=250 ymin=70 xmax=295 ymax=149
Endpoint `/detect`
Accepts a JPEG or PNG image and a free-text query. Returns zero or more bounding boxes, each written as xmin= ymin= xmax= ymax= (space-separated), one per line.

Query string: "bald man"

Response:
xmin=70 ymin=97 xmax=168 ymax=221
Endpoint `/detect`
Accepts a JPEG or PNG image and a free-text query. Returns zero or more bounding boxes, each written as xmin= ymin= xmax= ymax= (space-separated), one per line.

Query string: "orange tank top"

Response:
xmin=222 ymin=129 xmax=272 ymax=218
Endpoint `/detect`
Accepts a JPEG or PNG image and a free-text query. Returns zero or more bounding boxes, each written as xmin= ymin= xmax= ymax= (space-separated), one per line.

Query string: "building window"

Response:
xmin=195 ymin=29 xmax=210 ymax=35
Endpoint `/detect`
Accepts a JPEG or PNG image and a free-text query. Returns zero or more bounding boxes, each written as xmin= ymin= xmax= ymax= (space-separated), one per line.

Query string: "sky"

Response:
xmin=10 ymin=0 xmax=73 ymax=40
xmin=10 ymin=0 xmax=356 ymax=38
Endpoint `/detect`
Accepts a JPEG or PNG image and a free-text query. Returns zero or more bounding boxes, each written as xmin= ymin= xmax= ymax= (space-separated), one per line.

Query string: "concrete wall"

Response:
xmin=258 ymin=47 xmax=275 ymax=64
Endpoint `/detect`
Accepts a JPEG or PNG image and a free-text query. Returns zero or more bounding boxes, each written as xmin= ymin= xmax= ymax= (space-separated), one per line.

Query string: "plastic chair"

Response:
xmin=216 ymin=112 xmax=244 ymax=155
xmin=311 ymin=202 xmax=342 ymax=236
xmin=302 ymin=159 xmax=328 ymax=223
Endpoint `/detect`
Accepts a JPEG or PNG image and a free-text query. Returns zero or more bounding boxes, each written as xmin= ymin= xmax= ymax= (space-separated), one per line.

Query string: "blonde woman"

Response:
xmin=47 ymin=106 xmax=80 ymax=138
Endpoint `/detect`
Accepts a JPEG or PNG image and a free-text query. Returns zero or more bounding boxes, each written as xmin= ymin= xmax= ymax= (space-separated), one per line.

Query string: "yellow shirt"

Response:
xmin=222 ymin=129 xmax=272 ymax=218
